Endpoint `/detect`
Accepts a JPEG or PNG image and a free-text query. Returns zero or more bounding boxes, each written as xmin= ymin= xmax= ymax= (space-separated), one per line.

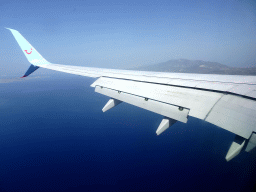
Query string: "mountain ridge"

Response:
xmin=130 ymin=59 xmax=256 ymax=75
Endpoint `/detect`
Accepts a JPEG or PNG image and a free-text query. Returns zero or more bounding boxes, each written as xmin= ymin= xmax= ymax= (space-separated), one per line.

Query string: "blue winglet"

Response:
xmin=21 ymin=64 xmax=39 ymax=78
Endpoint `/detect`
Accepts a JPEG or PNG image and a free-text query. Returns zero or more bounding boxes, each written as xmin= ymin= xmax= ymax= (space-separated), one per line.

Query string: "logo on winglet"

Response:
xmin=24 ymin=48 xmax=32 ymax=54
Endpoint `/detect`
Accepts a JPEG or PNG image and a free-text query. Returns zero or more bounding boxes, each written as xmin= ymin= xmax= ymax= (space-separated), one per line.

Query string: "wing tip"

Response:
xmin=5 ymin=27 xmax=14 ymax=31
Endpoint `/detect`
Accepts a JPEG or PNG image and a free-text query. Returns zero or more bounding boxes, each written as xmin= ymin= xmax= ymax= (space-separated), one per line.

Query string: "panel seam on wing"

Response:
xmin=203 ymin=93 xmax=226 ymax=121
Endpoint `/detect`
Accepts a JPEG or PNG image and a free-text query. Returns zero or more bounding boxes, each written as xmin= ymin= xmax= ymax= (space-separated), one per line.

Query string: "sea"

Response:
xmin=0 ymin=75 xmax=255 ymax=192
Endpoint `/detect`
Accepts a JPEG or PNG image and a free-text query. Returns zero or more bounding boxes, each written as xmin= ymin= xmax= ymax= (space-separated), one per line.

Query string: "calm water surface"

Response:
xmin=0 ymin=75 xmax=255 ymax=191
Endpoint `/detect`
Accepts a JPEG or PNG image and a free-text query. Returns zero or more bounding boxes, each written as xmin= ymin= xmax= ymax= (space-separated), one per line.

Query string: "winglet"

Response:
xmin=6 ymin=27 xmax=51 ymax=77
xmin=6 ymin=28 xmax=51 ymax=67
xmin=21 ymin=64 xmax=40 ymax=78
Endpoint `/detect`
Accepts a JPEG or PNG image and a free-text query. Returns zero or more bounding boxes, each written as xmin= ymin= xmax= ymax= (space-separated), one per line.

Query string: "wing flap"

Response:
xmin=91 ymin=77 xmax=224 ymax=120
xmin=205 ymin=94 xmax=256 ymax=139
xmin=95 ymin=85 xmax=189 ymax=123
xmin=92 ymin=77 xmax=256 ymax=139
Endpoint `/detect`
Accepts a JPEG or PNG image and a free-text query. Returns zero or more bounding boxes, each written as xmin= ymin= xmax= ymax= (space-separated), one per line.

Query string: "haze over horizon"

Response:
xmin=0 ymin=0 xmax=255 ymax=72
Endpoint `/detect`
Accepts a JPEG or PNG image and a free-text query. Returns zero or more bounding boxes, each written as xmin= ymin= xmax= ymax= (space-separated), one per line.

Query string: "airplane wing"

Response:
xmin=6 ymin=28 xmax=256 ymax=161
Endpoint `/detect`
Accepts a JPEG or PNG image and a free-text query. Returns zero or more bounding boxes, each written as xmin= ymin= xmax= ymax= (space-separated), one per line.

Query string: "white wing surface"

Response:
xmin=6 ymin=28 xmax=256 ymax=161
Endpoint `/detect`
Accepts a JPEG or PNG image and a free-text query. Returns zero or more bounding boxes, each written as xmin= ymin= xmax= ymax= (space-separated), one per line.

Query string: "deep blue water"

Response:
xmin=1 ymin=76 xmax=256 ymax=192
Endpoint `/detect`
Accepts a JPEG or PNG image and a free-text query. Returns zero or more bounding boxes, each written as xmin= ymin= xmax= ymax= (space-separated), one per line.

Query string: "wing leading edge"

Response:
xmin=6 ymin=28 xmax=256 ymax=161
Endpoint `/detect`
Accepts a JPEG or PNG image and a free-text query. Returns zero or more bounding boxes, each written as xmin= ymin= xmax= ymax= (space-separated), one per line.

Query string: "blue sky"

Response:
xmin=0 ymin=0 xmax=256 ymax=72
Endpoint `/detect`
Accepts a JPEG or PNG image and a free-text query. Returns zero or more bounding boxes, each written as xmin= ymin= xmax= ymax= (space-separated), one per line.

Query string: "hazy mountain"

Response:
xmin=130 ymin=59 xmax=256 ymax=75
